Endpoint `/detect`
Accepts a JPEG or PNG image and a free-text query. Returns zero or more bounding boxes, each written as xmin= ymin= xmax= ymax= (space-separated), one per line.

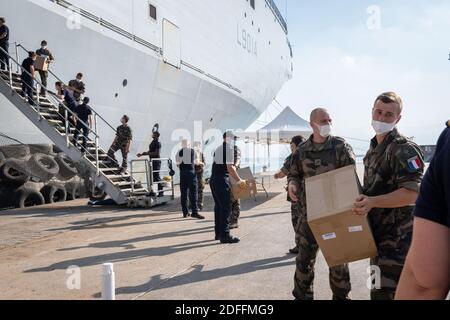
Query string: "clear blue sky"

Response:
xmin=251 ymin=0 xmax=450 ymax=150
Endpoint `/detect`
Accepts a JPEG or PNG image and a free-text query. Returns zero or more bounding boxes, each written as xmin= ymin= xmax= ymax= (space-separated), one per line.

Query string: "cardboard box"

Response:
xmin=35 ymin=56 xmax=49 ymax=71
xmin=305 ymin=165 xmax=378 ymax=267
xmin=230 ymin=167 xmax=257 ymax=200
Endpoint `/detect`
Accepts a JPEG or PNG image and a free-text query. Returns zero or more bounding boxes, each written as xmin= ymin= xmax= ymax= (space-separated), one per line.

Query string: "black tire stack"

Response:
xmin=0 ymin=144 xmax=88 ymax=209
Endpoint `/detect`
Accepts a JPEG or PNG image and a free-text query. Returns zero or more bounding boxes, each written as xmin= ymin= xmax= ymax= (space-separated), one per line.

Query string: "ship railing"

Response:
xmin=265 ymin=0 xmax=288 ymax=34
xmin=0 ymin=46 xmax=134 ymax=183
xmin=48 ymin=0 xmax=241 ymax=94
xmin=49 ymin=0 xmax=162 ymax=54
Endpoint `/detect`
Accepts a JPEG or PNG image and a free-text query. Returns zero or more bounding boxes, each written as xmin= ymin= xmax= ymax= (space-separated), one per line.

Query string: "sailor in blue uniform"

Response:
xmin=210 ymin=132 xmax=247 ymax=244
xmin=396 ymin=120 xmax=450 ymax=299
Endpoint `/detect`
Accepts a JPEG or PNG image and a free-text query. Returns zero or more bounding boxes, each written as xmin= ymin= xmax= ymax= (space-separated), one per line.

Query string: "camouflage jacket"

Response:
xmin=115 ymin=125 xmax=133 ymax=146
xmin=282 ymin=154 xmax=294 ymax=202
xmin=194 ymin=150 xmax=206 ymax=174
xmin=288 ymin=136 xmax=356 ymax=214
xmin=363 ymin=128 xmax=424 ymax=220
xmin=281 ymin=154 xmax=293 ymax=176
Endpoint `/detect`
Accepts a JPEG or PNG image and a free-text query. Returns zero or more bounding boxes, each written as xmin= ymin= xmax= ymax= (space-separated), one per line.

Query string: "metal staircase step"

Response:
xmin=0 ymin=70 xmax=20 ymax=77
xmin=114 ymin=181 xmax=134 ymax=187
xmin=107 ymin=175 xmax=132 ymax=181
xmin=47 ymin=119 xmax=63 ymax=125
xmin=122 ymin=188 xmax=148 ymax=195
xmin=100 ymin=167 xmax=121 ymax=173
xmin=38 ymin=112 xmax=60 ymax=119
xmin=0 ymin=76 xmax=21 ymax=84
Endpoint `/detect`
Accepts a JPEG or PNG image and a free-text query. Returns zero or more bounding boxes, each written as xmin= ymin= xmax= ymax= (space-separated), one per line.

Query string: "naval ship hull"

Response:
xmin=0 ymin=0 xmax=292 ymax=160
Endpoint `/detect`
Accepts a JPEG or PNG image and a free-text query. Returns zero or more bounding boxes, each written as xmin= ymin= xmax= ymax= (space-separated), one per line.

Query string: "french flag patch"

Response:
xmin=407 ymin=156 xmax=422 ymax=171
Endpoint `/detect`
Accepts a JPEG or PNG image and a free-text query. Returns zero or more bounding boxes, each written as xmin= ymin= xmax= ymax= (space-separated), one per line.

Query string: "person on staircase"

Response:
xmin=35 ymin=40 xmax=55 ymax=97
xmin=55 ymin=81 xmax=78 ymax=129
xmin=107 ymin=115 xmax=133 ymax=175
xmin=20 ymin=51 xmax=36 ymax=106
xmin=72 ymin=96 xmax=93 ymax=153
xmin=0 ymin=17 xmax=10 ymax=71
xmin=68 ymin=73 xmax=86 ymax=104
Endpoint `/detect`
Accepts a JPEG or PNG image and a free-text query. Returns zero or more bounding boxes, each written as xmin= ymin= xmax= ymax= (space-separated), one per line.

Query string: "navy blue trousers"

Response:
xmin=180 ymin=170 xmax=198 ymax=215
xmin=210 ymin=175 xmax=231 ymax=240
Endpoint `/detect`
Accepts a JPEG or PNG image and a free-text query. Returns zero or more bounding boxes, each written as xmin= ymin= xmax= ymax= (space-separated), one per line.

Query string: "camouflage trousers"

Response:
xmin=293 ymin=213 xmax=351 ymax=300
xmin=229 ymin=192 xmax=241 ymax=225
xmin=368 ymin=208 xmax=413 ymax=300
xmin=196 ymin=171 xmax=205 ymax=210
xmin=291 ymin=203 xmax=301 ymax=248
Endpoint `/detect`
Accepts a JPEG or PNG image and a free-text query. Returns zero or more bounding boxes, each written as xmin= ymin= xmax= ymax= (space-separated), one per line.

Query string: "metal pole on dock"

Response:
xmin=101 ymin=263 xmax=116 ymax=300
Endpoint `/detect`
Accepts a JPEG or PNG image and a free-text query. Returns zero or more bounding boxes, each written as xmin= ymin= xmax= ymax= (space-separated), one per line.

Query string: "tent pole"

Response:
xmin=253 ymin=141 xmax=256 ymax=174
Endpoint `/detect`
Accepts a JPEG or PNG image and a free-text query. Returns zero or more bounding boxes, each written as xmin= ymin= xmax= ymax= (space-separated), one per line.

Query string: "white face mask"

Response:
xmin=316 ymin=123 xmax=332 ymax=138
xmin=372 ymin=120 xmax=396 ymax=135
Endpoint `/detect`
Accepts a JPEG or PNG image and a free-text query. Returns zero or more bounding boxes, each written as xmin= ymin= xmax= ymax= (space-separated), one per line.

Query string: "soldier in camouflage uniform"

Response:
xmin=274 ymin=135 xmax=306 ymax=254
xmin=229 ymin=141 xmax=242 ymax=229
xmin=194 ymin=142 xmax=206 ymax=211
xmin=353 ymin=92 xmax=424 ymax=300
xmin=107 ymin=115 xmax=133 ymax=173
xmin=288 ymin=108 xmax=355 ymax=300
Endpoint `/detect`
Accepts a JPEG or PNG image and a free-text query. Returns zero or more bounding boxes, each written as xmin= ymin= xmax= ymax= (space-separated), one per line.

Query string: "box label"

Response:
xmin=348 ymin=225 xmax=363 ymax=233
xmin=322 ymin=233 xmax=337 ymax=241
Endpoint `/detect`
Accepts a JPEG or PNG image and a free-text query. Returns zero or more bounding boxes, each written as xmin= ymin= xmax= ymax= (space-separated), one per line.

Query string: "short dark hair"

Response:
xmin=0 ymin=18 xmax=5 ymax=23
xmin=153 ymin=131 xmax=161 ymax=138
xmin=55 ymin=81 xmax=62 ymax=87
xmin=122 ymin=115 xmax=130 ymax=123
xmin=83 ymin=97 xmax=90 ymax=104
xmin=77 ymin=72 xmax=83 ymax=78
xmin=291 ymin=135 xmax=304 ymax=146
xmin=28 ymin=51 xmax=36 ymax=58
xmin=41 ymin=40 xmax=47 ymax=46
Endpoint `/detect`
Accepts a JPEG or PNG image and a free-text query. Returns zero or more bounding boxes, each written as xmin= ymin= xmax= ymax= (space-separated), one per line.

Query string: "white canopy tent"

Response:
xmin=243 ymin=107 xmax=312 ymax=173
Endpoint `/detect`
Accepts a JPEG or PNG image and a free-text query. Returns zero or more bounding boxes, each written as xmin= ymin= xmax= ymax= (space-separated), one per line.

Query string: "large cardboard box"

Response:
xmin=35 ymin=56 xmax=49 ymax=71
xmin=305 ymin=165 xmax=378 ymax=267
xmin=230 ymin=167 xmax=257 ymax=200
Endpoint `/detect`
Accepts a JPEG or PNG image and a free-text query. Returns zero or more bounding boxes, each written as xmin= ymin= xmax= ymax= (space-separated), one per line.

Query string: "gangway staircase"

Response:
xmin=0 ymin=46 xmax=174 ymax=207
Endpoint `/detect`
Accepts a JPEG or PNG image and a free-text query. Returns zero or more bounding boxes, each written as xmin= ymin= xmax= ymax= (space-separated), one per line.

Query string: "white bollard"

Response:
xmin=102 ymin=263 xmax=116 ymax=300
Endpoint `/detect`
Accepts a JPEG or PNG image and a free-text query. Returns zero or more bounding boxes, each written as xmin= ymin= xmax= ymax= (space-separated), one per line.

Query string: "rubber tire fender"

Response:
xmin=13 ymin=186 xmax=45 ymax=208
xmin=0 ymin=159 xmax=30 ymax=187
xmin=0 ymin=144 xmax=31 ymax=160
xmin=26 ymin=153 xmax=60 ymax=182
xmin=54 ymin=153 xmax=78 ymax=180
xmin=41 ymin=183 xmax=67 ymax=204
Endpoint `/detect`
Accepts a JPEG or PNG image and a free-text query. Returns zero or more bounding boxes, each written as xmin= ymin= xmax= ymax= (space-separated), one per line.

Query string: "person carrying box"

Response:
xmin=288 ymin=108 xmax=356 ymax=300
xmin=35 ymin=40 xmax=55 ymax=96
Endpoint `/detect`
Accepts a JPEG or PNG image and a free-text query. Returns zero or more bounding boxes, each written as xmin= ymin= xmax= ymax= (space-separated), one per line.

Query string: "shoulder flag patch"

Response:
xmin=407 ymin=156 xmax=422 ymax=172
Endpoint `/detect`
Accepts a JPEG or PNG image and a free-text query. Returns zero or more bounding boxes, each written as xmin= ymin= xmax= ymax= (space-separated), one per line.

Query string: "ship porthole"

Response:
xmin=115 ymin=93 xmax=119 ymax=98
xmin=122 ymin=79 xmax=128 ymax=87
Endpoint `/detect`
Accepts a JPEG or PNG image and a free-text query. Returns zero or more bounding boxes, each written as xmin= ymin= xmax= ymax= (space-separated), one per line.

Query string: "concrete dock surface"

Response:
xmin=0 ymin=178 xmax=371 ymax=300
